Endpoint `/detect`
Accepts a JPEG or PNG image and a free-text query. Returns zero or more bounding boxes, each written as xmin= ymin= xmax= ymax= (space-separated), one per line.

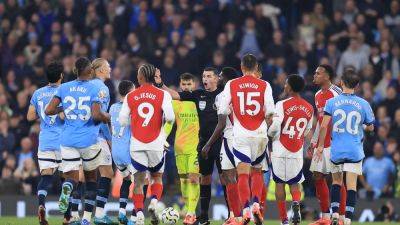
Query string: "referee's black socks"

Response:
xmin=200 ymin=184 xmax=211 ymax=221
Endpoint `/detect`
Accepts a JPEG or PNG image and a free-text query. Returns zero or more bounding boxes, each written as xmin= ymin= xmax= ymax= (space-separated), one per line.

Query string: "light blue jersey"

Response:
xmin=55 ymin=80 xmax=102 ymax=148
xmin=30 ymin=85 xmax=64 ymax=151
xmin=91 ymin=78 xmax=111 ymax=141
xmin=109 ymin=102 xmax=131 ymax=166
xmin=324 ymin=93 xmax=375 ymax=163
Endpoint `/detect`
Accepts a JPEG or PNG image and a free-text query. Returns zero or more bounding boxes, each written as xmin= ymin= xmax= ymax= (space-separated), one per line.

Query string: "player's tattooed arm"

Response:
xmin=45 ymin=97 xmax=63 ymax=115
xmin=202 ymin=114 xmax=227 ymax=159
xmin=315 ymin=114 xmax=331 ymax=161
xmin=27 ymin=105 xmax=38 ymax=121
xmin=154 ymin=68 xmax=181 ymax=100
xmin=92 ymin=102 xmax=111 ymax=123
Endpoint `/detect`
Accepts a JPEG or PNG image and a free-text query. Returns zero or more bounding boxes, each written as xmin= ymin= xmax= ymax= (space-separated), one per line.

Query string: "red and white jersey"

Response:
xmin=215 ymin=93 xmax=233 ymax=139
xmin=218 ymin=75 xmax=274 ymax=138
xmin=268 ymin=97 xmax=314 ymax=158
xmin=119 ymin=84 xmax=174 ymax=151
xmin=311 ymin=85 xmax=341 ymax=148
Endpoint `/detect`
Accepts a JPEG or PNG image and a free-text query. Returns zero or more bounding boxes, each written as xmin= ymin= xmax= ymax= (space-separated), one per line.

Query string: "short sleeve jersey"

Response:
xmin=30 ymin=85 xmax=64 ymax=151
xmin=324 ymin=93 xmax=375 ymax=163
xmin=54 ymin=80 xmax=101 ymax=148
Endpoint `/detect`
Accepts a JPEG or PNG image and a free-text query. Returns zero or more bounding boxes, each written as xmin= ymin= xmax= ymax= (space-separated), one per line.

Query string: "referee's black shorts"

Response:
xmin=197 ymin=137 xmax=222 ymax=176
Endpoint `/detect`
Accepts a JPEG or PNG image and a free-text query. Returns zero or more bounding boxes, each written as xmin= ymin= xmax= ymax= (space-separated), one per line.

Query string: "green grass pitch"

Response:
xmin=0 ymin=217 xmax=392 ymax=225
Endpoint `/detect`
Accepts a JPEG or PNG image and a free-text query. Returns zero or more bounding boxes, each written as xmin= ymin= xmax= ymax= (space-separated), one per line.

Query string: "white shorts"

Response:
xmin=330 ymin=161 xmax=363 ymax=175
xmin=61 ymin=143 xmax=102 ymax=172
xmin=309 ymin=147 xmax=331 ymax=174
xmin=98 ymin=139 xmax=112 ymax=166
xmin=220 ymin=137 xmax=235 ymax=170
xmin=233 ymin=137 xmax=268 ymax=168
xmin=116 ymin=164 xmax=133 ymax=177
xmin=37 ymin=150 xmax=61 ymax=173
xmin=131 ymin=150 xmax=165 ymax=174
xmin=271 ymin=156 xmax=304 ymax=184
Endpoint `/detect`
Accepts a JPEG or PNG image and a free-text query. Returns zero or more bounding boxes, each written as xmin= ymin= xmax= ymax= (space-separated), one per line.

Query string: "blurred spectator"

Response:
xmin=13 ymin=158 xmax=39 ymax=195
xmin=1 ymin=154 xmax=16 ymax=179
xmin=17 ymin=137 xmax=34 ymax=168
xmin=336 ymin=38 xmax=369 ymax=76
xmin=361 ymin=142 xmax=396 ymax=199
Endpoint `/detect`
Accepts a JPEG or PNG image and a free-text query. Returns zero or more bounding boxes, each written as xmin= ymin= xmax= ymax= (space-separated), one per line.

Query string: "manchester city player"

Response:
xmin=46 ymin=57 xmax=111 ymax=225
xmin=315 ymin=69 xmax=375 ymax=225
xmin=109 ymin=80 xmax=135 ymax=224
xmin=27 ymin=61 xmax=65 ymax=225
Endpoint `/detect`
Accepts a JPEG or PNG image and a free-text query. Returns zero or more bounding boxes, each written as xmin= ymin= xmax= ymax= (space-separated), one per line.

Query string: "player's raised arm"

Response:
xmin=118 ymin=95 xmax=131 ymax=126
xmin=154 ymin=68 xmax=181 ymax=100
xmin=45 ymin=96 xmax=62 ymax=115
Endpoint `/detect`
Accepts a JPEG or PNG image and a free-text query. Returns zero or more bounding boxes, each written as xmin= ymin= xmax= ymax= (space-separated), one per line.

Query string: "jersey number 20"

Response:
xmin=333 ymin=109 xmax=361 ymax=135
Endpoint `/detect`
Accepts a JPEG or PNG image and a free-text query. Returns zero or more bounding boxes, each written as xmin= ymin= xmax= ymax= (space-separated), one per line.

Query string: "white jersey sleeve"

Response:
xmin=119 ymin=95 xmax=131 ymax=127
xmin=268 ymin=100 xmax=284 ymax=139
xmin=264 ymin=82 xmax=275 ymax=116
xmin=217 ymin=81 xmax=232 ymax=116
xmin=304 ymin=114 xmax=314 ymax=137
xmin=162 ymin=91 xmax=175 ymax=123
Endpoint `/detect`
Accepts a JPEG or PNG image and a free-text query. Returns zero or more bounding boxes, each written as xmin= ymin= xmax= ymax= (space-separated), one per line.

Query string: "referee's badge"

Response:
xmin=199 ymin=101 xmax=206 ymax=110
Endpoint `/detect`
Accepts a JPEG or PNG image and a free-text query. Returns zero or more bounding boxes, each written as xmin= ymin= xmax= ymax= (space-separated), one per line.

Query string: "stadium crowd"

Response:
xmin=0 ymin=0 xmax=399 ymax=201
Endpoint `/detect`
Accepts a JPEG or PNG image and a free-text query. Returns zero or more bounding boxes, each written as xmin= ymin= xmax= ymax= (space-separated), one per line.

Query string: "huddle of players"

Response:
xmin=29 ymin=53 xmax=374 ymax=225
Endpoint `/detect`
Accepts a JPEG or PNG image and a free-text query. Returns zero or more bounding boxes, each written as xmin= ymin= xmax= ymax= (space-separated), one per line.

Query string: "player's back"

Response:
xmin=126 ymin=84 xmax=168 ymax=145
xmin=276 ymin=96 xmax=314 ymax=154
xmin=215 ymin=92 xmax=233 ymax=138
xmin=57 ymin=80 xmax=100 ymax=148
xmin=110 ymin=102 xmax=131 ymax=162
xmin=172 ymin=100 xmax=199 ymax=154
xmin=31 ymin=85 xmax=64 ymax=151
xmin=227 ymin=75 xmax=274 ymax=137
xmin=91 ymin=78 xmax=110 ymax=111
xmin=325 ymin=94 xmax=375 ymax=162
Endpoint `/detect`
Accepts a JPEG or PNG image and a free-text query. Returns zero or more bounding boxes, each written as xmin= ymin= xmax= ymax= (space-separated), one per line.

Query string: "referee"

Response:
xmin=156 ymin=67 xmax=226 ymax=225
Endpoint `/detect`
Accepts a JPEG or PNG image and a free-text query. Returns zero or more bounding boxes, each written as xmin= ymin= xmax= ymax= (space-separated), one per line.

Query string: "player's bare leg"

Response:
xmin=222 ymin=169 xmax=241 ymax=223
xmin=183 ymin=173 xmax=200 ymax=225
xmin=330 ymin=172 xmax=343 ymax=225
xmin=275 ymin=183 xmax=288 ymax=225
xmin=37 ymin=168 xmax=55 ymax=225
xmin=132 ymin=172 xmax=146 ymax=225
xmin=81 ymin=170 xmax=98 ymax=224
xmin=236 ymin=162 xmax=251 ymax=225
xmin=94 ymin=165 xmax=118 ymax=225
xmin=149 ymin=172 xmax=163 ymax=225
xmin=289 ymin=184 xmax=302 ymax=225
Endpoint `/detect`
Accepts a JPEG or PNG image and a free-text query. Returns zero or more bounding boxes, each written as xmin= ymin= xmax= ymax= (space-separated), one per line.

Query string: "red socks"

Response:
xmin=339 ymin=184 xmax=347 ymax=216
xmin=226 ymin=183 xmax=242 ymax=217
xmin=150 ymin=183 xmax=163 ymax=200
xmin=315 ymin=178 xmax=330 ymax=213
xmin=238 ymin=174 xmax=251 ymax=208
xmin=250 ymin=170 xmax=263 ymax=203
xmin=132 ymin=193 xmax=144 ymax=211
xmin=290 ymin=189 xmax=301 ymax=202
xmin=277 ymin=200 xmax=288 ymax=221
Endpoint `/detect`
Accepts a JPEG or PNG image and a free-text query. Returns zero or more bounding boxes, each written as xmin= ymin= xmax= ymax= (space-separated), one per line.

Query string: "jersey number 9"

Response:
xmin=138 ymin=102 xmax=154 ymax=127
